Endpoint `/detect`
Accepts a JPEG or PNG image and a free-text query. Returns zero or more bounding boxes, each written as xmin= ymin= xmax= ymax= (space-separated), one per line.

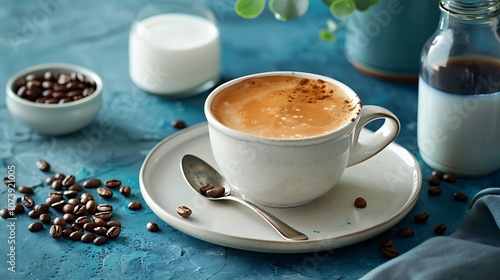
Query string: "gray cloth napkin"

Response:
xmin=361 ymin=188 xmax=500 ymax=280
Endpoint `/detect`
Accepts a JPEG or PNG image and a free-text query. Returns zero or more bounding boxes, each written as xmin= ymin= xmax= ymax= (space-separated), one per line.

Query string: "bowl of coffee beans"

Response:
xmin=5 ymin=63 xmax=103 ymax=135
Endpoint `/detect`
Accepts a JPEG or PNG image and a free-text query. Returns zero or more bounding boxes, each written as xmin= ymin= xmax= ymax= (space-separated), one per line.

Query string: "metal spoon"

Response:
xmin=180 ymin=154 xmax=308 ymax=241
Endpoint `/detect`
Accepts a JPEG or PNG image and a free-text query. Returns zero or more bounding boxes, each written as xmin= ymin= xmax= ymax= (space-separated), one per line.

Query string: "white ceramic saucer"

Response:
xmin=139 ymin=123 xmax=422 ymax=253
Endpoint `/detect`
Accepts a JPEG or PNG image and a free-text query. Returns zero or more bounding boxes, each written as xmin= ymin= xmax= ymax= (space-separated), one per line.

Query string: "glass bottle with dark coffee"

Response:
xmin=417 ymin=0 xmax=500 ymax=176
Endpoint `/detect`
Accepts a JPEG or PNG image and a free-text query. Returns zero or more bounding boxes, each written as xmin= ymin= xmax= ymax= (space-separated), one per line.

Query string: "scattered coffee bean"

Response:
xmin=93 ymin=226 xmax=108 ymax=236
xmin=34 ymin=203 xmax=49 ymax=212
xmin=434 ymin=224 xmax=447 ymax=235
xmin=75 ymin=216 xmax=91 ymax=225
xmin=431 ymin=170 xmax=444 ymax=179
xmin=171 ymin=119 xmax=186 ymax=129
xmin=71 ymin=224 xmax=84 ymax=232
xmin=205 ymin=186 xmax=225 ymax=198
xmin=22 ymin=195 xmax=35 ymax=208
xmin=428 ymin=175 xmax=440 ymax=186
xmin=104 ymin=179 xmax=121 ymax=188
xmin=39 ymin=213 xmax=51 ymax=224
xmin=381 ymin=247 xmax=400 ymax=259
xmin=83 ymin=178 xmax=101 ymax=188
xmin=63 ymin=213 xmax=75 ymax=223
xmin=91 ymin=218 xmax=104 ymax=226
xmin=69 ymin=231 xmax=84 ymax=241
xmin=14 ymin=203 xmax=24 ymax=215
xmin=46 ymin=196 xmax=61 ymax=205
xmin=107 ymin=220 xmax=121 ymax=228
xmin=86 ymin=200 xmax=97 ymax=214
xmin=28 ymin=222 xmax=44 ymax=232
xmin=147 ymin=221 xmax=159 ymax=232
xmin=50 ymin=224 xmax=63 ymax=239
xmin=68 ymin=184 xmax=83 ymax=192
xmin=23 ymin=163 xmax=130 ymax=247
xmin=354 ymin=197 xmax=367 ymax=208
xmin=53 ymin=217 xmax=67 ymax=226
xmin=397 ymin=228 xmax=414 ymax=238
xmin=93 ymin=236 xmax=108 ymax=245
xmin=414 ymin=212 xmax=430 ymax=224
xmin=62 ymin=204 xmax=75 ymax=214
xmin=18 ymin=186 xmax=34 ymax=194
xmin=67 ymin=198 xmax=81 ymax=206
xmin=45 ymin=176 xmax=55 ymax=185
xmin=119 ymin=186 xmax=131 ymax=197
xmin=73 ymin=204 xmax=87 ymax=216
xmin=96 ymin=187 xmax=113 ymax=199
xmin=36 ymin=159 xmax=51 ymax=172
xmin=0 ymin=208 xmax=14 ymax=219
xmin=51 ymin=180 xmax=63 ymax=190
xmin=176 ymin=206 xmax=192 ymax=218
xmin=128 ymin=201 xmax=142 ymax=210
xmin=62 ymin=227 xmax=73 ymax=238
xmin=62 ymin=175 xmax=75 ymax=187
xmin=28 ymin=209 xmax=44 ymax=219
xmin=93 ymin=211 xmax=113 ymax=221
xmin=453 ymin=192 xmax=468 ymax=202
xmin=96 ymin=204 xmax=113 ymax=212
xmin=14 ymin=203 xmax=25 ymax=214
xmin=80 ymin=193 xmax=94 ymax=204
xmin=48 ymin=191 xmax=63 ymax=197
xmin=106 ymin=226 xmax=121 ymax=239
xmin=3 ymin=177 xmax=14 ymax=185
xmin=380 ymin=239 xmax=394 ymax=248
xmin=428 ymin=186 xmax=442 ymax=195
xmin=81 ymin=232 xmax=96 ymax=243
xmin=63 ymin=190 xmax=78 ymax=199
xmin=51 ymin=200 xmax=66 ymax=211
xmin=443 ymin=173 xmax=457 ymax=183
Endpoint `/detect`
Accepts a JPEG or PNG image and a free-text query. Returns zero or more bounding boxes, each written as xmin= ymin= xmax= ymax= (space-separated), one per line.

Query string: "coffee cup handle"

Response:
xmin=347 ymin=105 xmax=401 ymax=167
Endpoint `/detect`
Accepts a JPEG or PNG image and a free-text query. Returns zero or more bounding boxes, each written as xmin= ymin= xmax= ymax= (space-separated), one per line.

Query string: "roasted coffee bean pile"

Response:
xmin=14 ymin=71 xmax=96 ymax=104
xmin=380 ymin=170 xmax=461 ymax=259
xmin=1 ymin=159 xmax=149 ymax=246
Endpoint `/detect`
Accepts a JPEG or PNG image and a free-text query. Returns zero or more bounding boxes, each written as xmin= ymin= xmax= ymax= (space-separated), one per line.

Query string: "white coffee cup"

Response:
xmin=205 ymin=72 xmax=401 ymax=207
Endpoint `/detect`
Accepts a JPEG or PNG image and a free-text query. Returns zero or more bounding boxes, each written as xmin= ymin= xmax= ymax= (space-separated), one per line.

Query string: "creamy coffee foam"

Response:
xmin=211 ymin=75 xmax=361 ymax=139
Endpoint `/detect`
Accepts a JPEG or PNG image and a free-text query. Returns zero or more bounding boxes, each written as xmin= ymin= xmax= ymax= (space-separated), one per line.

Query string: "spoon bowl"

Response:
xmin=181 ymin=154 xmax=308 ymax=241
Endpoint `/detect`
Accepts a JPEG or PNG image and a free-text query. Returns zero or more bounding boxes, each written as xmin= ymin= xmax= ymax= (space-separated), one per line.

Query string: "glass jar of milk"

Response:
xmin=418 ymin=0 xmax=500 ymax=176
xmin=129 ymin=2 xmax=220 ymax=97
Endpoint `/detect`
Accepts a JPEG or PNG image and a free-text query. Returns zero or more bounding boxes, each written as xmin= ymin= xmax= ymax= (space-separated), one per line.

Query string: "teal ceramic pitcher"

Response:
xmin=345 ymin=0 xmax=440 ymax=82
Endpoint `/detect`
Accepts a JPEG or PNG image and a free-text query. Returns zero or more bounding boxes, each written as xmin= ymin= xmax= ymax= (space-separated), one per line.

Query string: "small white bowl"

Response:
xmin=6 ymin=63 xmax=103 ymax=136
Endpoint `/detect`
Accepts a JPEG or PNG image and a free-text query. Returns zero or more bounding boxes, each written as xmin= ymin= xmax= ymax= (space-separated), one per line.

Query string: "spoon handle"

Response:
xmin=224 ymin=196 xmax=308 ymax=241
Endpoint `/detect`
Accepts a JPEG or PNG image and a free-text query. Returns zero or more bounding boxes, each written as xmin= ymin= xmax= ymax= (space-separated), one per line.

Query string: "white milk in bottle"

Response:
xmin=417 ymin=0 xmax=500 ymax=176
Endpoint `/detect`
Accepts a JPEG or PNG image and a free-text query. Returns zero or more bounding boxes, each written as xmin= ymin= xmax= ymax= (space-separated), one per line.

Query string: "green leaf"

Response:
xmin=235 ymin=0 xmax=266 ymax=19
xmin=322 ymin=0 xmax=335 ymax=6
xmin=268 ymin=0 xmax=309 ymax=21
xmin=319 ymin=29 xmax=336 ymax=42
xmin=330 ymin=0 xmax=356 ymax=19
xmin=353 ymin=0 xmax=372 ymax=11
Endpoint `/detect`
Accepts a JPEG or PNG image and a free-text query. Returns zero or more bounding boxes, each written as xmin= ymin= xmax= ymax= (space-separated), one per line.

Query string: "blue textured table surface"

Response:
xmin=1 ymin=1 xmax=499 ymax=279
